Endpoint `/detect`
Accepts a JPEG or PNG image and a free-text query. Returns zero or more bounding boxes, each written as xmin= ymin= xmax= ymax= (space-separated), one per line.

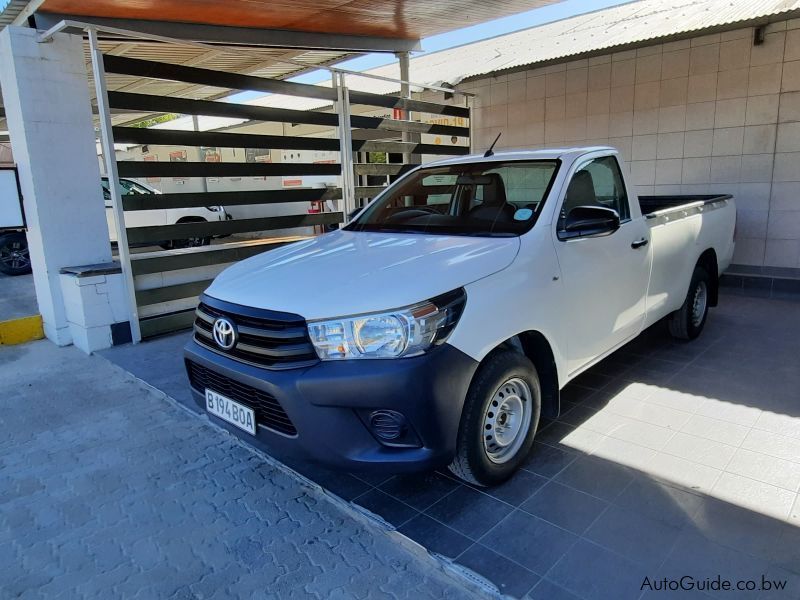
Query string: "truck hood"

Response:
xmin=205 ymin=230 xmax=519 ymax=320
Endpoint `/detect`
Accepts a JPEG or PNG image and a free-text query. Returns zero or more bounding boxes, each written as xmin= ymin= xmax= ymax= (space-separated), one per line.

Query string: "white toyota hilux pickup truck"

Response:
xmin=184 ymin=146 xmax=736 ymax=486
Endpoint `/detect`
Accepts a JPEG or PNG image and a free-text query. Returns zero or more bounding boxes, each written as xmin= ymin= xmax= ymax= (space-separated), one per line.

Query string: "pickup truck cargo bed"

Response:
xmin=638 ymin=194 xmax=732 ymax=216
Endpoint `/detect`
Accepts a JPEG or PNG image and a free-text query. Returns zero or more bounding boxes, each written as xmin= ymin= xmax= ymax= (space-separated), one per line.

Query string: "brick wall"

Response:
xmin=460 ymin=19 xmax=800 ymax=268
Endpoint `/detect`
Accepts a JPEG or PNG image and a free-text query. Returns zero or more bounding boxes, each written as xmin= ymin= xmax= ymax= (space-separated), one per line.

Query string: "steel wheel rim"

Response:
xmin=0 ymin=241 xmax=30 ymax=270
xmin=691 ymin=280 xmax=708 ymax=327
xmin=482 ymin=377 xmax=532 ymax=464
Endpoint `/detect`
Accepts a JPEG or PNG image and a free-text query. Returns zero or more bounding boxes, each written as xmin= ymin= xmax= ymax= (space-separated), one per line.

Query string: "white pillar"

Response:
xmin=0 ymin=27 xmax=113 ymax=345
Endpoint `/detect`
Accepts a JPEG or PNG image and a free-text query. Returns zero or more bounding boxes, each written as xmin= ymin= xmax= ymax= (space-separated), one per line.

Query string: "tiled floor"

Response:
xmin=102 ymin=293 xmax=800 ymax=599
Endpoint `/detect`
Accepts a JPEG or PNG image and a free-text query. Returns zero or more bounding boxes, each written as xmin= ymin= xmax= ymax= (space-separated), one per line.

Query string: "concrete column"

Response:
xmin=0 ymin=27 xmax=113 ymax=345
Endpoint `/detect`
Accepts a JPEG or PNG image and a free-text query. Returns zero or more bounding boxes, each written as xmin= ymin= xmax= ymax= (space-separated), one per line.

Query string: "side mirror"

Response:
xmin=560 ymin=205 xmax=620 ymax=239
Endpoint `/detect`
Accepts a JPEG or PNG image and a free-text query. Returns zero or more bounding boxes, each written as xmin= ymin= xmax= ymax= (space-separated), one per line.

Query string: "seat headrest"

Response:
xmin=480 ymin=173 xmax=507 ymax=207
xmin=565 ymin=170 xmax=596 ymax=212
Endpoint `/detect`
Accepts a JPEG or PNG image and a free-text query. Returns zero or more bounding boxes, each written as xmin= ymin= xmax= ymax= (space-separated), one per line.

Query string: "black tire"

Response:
xmin=0 ymin=232 xmax=32 ymax=276
xmin=668 ymin=265 xmax=710 ymax=341
xmin=166 ymin=236 xmax=210 ymax=250
xmin=161 ymin=218 xmax=210 ymax=250
xmin=449 ymin=350 xmax=541 ymax=487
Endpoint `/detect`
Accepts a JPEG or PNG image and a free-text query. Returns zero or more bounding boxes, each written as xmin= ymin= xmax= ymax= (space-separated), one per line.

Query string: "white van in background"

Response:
xmin=101 ymin=177 xmax=227 ymax=249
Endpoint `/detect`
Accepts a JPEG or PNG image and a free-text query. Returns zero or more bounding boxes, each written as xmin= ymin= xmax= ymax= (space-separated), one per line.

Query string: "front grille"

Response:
xmin=193 ymin=300 xmax=318 ymax=370
xmin=186 ymin=360 xmax=297 ymax=436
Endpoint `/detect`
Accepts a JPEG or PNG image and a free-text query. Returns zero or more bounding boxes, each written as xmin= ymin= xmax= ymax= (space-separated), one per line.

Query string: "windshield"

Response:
xmin=347 ymin=160 xmax=559 ymax=237
xmin=101 ymin=178 xmax=156 ymax=199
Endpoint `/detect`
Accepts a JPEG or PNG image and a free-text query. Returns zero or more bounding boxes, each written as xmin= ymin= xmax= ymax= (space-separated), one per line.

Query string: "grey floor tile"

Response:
xmin=661 ymin=431 xmax=737 ymax=470
xmin=639 ymin=586 xmax=709 ymax=599
xmin=477 ymin=469 xmax=549 ymax=506
xmin=425 ymin=486 xmax=513 ymax=539
xmin=554 ymin=455 xmax=633 ymax=502
xmin=458 ymin=544 xmax=540 ymax=598
xmin=294 ymin=465 xmax=371 ymax=501
xmin=526 ymin=578 xmax=582 ymax=600
xmin=536 ymin=421 xmax=580 ymax=446
xmin=560 ymin=384 xmax=598 ymax=405
xmin=520 ymin=481 xmax=608 ymax=535
xmin=350 ymin=471 xmax=395 ymax=487
xmin=613 ymin=477 xmax=705 ymax=528
xmin=481 ymin=511 xmax=577 ymax=576
xmin=762 ymin=565 xmax=800 ymax=599
xmin=397 ymin=514 xmax=473 ymax=559
xmin=570 ymin=371 xmax=614 ymax=390
xmin=546 ymin=538 xmax=646 ymax=600
xmin=767 ymin=522 xmax=800 ymax=576
xmin=378 ymin=471 xmax=461 ymax=511
xmin=352 ymin=488 xmax=418 ymax=527
xmin=711 ymin=472 xmax=795 ymax=520
xmin=557 ymin=405 xmax=601 ymax=428
xmin=523 ymin=442 xmax=580 ymax=479
xmin=660 ymin=530 xmax=772 ymax=589
xmin=584 ymin=504 xmax=682 ymax=568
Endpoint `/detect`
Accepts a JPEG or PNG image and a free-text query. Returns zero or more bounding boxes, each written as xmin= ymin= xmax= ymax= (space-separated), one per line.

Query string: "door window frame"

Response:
xmin=554 ymin=152 xmax=632 ymax=242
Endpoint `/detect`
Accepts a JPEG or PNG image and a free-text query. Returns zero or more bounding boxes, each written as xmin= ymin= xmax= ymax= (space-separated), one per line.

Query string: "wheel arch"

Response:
xmin=175 ymin=215 xmax=208 ymax=224
xmin=498 ymin=330 xmax=561 ymax=419
xmin=697 ymin=248 xmax=719 ymax=307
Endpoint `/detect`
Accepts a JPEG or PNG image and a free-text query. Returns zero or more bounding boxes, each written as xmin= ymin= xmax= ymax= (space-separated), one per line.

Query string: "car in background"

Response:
xmin=101 ymin=177 xmax=227 ymax=249
xmin=0 ymin=177 xmax=228 ymax=276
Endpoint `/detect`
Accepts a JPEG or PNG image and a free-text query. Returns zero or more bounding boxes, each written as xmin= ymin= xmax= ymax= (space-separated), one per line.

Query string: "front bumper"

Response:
xmin=184 ymin=339 xmax=479 ymax=472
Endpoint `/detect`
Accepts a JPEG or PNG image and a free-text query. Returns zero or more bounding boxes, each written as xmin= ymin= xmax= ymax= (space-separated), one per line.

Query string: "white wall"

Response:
xmin=461 ymin=19 xmax=800 ymax=268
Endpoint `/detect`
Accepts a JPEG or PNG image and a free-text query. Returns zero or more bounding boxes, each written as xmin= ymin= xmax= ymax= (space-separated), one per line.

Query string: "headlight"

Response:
xmin=308 ymin=289 xmax=466 ymax=360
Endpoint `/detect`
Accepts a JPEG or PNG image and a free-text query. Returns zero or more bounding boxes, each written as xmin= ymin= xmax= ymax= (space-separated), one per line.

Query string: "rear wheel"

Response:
xmin=449 ymin=350 xmax=541 ymax=486
xmin=159 ymin=218 xmax=210 ymax=250
xmin=668 ymin=265 xmax=710 ymax=340
xmin=0 ymin=232 xmax=32 ymax=276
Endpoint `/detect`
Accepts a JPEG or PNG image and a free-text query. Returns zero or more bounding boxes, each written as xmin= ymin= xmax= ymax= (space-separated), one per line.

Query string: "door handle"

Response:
xmin=631 ymin=238 xmax=649 ymax=249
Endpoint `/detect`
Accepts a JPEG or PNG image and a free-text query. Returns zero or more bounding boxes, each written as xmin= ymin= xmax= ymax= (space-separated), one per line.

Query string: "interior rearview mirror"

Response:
xmin=560 ymin=205 xmax=620 ymax=239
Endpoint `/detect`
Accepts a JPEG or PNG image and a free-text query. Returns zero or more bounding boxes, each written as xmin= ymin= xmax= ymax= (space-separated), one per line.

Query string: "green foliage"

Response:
xmin=130 ymin=113 xmax=180 ymax=128
xmin=368 ymin=151 xmax=388 ymax=164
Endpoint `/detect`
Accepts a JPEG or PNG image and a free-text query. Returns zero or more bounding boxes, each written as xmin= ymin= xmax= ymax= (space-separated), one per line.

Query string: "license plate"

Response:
xmin=205 ymin=389 xmax=256 ymax=436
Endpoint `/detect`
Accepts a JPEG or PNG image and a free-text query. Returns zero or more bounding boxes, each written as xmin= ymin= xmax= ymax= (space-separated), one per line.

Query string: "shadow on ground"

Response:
xmin=101 ymin=293 xmax=800 ymax=599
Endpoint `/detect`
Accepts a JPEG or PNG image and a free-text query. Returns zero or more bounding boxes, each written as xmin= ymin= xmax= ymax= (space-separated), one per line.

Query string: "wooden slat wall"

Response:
xmin=123 ymin=188 xmax=342 ymax=211
xmin=127 ymin=212 xmax=343 ymax=245
xmin=101 ymin=52 xmax=470 ymax=338
xmin=113 ymin=127 xmax=469 ymax=157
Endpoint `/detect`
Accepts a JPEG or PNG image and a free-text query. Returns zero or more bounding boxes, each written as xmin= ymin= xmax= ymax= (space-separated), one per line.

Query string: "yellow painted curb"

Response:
xmin=0 ymin=314 xmax=44 ymax=345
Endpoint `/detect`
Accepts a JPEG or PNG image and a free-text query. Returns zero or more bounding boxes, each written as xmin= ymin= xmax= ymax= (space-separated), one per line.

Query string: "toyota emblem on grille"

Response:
xmin=212 ymin=317 xmax=237 ymax=350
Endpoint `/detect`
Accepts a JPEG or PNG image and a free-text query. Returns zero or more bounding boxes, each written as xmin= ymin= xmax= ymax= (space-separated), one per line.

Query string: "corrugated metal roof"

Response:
xmin=0 ymin=0 xmax=28 ymax=27
xmin=251 ymin=0 xmax=800 ymax=111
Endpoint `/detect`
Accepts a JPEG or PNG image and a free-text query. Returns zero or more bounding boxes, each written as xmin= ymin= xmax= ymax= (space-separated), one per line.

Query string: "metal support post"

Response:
xmin=88 ymin=28 xmax=142 ymax=343
xmin=334 ymin=72 xmax=355 ymax=220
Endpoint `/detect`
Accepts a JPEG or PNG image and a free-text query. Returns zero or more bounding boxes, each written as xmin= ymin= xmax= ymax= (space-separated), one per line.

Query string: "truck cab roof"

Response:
xmin=424 ymin=146 xmax=617 ymax=169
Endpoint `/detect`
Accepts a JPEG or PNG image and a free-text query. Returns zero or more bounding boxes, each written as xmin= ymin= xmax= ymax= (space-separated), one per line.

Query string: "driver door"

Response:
xmin=553 ymin=155 xmax=651 ymax=376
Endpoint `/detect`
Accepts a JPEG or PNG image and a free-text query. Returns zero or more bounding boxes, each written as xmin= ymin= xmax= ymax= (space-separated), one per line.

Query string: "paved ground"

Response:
xmin=0 ymin=341 xmax=482 ymax=600
xmin=0 ymin=272 xmax=37 ymax=321
xmin=103 ymin=292 xmax=800 ymax=599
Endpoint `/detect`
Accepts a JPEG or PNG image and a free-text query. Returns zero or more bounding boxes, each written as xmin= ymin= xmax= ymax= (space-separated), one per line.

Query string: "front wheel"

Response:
xmin=668 ymin=265 xmax=710 ymax=340
xmin=0 ymin=232 xmax=32 ymax=276
xmin=449 ymin=350 xmax=541 ymax=486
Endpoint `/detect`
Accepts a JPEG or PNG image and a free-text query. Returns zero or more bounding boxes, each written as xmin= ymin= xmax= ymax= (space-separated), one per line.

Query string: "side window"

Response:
xmin=560 ymin=155 xmax=630 ymax=226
